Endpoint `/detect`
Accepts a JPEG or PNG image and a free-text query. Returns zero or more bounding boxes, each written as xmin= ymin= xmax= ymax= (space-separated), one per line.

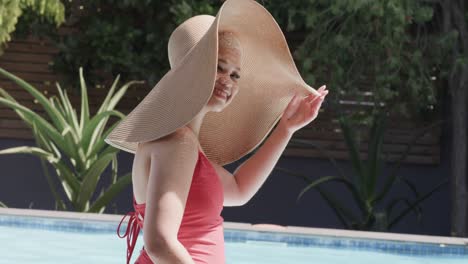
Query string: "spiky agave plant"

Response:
xmin=0 ymin=67 xmax=143 ymax=212
xmin=277 ymin=112 xmax=446 ymax=231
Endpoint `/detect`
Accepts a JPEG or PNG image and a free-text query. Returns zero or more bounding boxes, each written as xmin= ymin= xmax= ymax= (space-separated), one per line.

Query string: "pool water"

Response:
xmin=0 ymin=216 xmax=467 ymax=264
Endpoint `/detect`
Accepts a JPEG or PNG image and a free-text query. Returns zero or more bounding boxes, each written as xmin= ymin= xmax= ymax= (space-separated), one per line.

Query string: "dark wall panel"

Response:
xmin=0 ymin=133 xmax=450 ymax=236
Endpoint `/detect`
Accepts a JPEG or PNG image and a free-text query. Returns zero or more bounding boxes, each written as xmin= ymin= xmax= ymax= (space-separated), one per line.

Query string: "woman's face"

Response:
xmin=206 ymin=31 xmax=242 ymax=112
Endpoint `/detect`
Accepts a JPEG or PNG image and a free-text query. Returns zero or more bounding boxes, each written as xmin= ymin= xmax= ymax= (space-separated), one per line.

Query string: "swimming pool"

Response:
xmin=1 ymin=208 xmax=467 ymax=263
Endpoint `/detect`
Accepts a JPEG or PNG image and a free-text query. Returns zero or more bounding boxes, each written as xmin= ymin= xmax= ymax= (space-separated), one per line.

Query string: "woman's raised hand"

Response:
xmin=278 ymin=85 xmax=328 ymax=135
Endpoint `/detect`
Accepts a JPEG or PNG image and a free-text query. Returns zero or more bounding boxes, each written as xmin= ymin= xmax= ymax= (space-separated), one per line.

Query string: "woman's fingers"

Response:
xmin=306 ymin=92 xmax=326 ymax=103
xmin=283 ymin=94 xmax=302 ymax=119
xmin=305 ymin=85 xmax=328 ymax=103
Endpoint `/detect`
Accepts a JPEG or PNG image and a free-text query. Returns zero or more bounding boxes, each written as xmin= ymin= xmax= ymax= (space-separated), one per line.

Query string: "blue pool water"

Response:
xmin=0 ymin=214 xmax=467 ymax=264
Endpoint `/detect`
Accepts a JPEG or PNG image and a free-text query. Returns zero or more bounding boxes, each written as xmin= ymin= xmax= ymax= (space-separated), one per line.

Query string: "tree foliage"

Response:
xmin=0 ymin=0 xmax=65 ymax=53
xmin=266 ymin=0 xmax=454 ymax=122
xmin=14 ymin=0 xmax=221 ymax=89
xmin=11 ymin=0 xmax=455 ymax=121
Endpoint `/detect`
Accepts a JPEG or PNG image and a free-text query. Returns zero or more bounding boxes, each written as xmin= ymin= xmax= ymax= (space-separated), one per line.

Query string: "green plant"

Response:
xmin=0 ymin=0 xmax=65 ymax=53
xmin=276 ymin=111 xmax=447 ymax=231
xmin=40 ymin=0 xmax=220 ymax=89
xmin=0 ymin=67 xmax=143 ymax=212
xmin=10 ymin=0 xmax=451 ymax=123
xmin=266 ymin=0 xmax=452 ymax=122
xmin=22 ymin=0 xmax=450 ymax=122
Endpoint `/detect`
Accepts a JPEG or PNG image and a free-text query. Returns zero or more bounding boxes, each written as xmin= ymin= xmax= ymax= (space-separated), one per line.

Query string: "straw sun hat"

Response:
xmin=104 ymin=0 xmax=319 ymax=166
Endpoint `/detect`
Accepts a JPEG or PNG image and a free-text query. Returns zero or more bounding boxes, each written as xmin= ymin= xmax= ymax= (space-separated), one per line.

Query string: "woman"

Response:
xmin=108 ymin=0 xmax=328 ymax=263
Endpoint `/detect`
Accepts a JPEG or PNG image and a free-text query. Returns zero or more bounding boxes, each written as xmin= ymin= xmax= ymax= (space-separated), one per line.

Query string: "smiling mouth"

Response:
xmin=214 ymin=88 xmax=229 ymax=100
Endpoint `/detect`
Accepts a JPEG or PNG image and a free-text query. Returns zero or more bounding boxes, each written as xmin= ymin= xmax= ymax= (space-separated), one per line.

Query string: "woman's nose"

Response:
xmin=218 ymin=75 xmax=233 ymax=88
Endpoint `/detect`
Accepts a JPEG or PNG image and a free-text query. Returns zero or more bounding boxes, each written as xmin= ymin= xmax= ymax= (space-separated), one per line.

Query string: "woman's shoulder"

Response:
xmin=137 ymin=127 xmax=199 ymax=158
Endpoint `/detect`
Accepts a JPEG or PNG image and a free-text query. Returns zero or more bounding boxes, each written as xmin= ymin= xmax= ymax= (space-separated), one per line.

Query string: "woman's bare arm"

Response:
xmin=223 ymin=90 xmax=327 ymax=206
xmin=142 ymin=129 xmax=199 ymax=264
xmin=231 ymin=125 xmax=293 ymax=205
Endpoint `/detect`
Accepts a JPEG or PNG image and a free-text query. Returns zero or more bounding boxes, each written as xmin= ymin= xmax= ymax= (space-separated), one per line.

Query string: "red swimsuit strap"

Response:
xmin=117 ymin=196 xmax=143 ymax=264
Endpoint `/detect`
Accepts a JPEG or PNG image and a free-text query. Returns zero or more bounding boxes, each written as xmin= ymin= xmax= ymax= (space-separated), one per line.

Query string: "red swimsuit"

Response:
xmin=117 ymin=149 xmax=225 ymax=264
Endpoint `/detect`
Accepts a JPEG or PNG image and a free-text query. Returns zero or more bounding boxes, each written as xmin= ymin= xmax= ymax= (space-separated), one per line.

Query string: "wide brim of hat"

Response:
xmin=104 ymin=0 xmax=318 ymax=166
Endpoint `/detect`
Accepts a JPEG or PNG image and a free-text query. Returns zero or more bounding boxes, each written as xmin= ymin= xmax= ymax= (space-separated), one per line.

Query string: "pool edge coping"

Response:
xmin=1 ymin=207 xmax=467 ymax=247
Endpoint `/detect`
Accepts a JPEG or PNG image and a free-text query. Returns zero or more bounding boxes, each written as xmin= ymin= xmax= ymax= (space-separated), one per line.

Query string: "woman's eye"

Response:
xmin=231 ymin=73 xmax=240 ymax=80
xmin=217 ymin=66 xmax=223 ymax=72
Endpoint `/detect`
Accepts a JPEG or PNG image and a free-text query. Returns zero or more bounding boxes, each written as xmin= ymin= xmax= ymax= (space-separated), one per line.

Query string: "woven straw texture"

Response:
xmin=105 ymin=0 xmax=317 ymax=166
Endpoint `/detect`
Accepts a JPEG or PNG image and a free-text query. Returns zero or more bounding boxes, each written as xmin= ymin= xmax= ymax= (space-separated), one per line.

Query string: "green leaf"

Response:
xmin=20 ymin=0 xmax=65 ymax=25
xmin=0 ymin=97 xmax=79 ymax=167
xmin=79 ymin=67 xmax=90 ymax=134
xmin=82 ymin=110 xmax=125 ymax=157
xmin=385 ymin=197 xmax=422 ymax=224
xmin=32 ymin=117 xmax=80 ymax=202
xmin=373 ymin=120 xmax=443 ymax=203
xmin=49 ymin=95 xmax=67 ymax=118
xmin=367 ymin=113 xmax=386 ymax=200
xmin=276 ymin=164 xmax=367 ymax=218
xmin=0 ymin=88 xmax=73 ymax=164
xmin=84 ymin=79 xmax=141 ymax=158
xmin=106 ymin=80 xmax=145 ymax=111
xmin=413 ymin=6 xmax=433 ymax=23
xmin=297 ymin=175 xmax=367 ymax=215
xmin=0 ymin=67 xmax=67 ymax=131
xmin=388 ymin=179 xmax=447 ymax=229
xmin=0 ymin=146 xmax=56 ymax=162
xmin=275 ymin=166 xmax=312 ymax=184
xmin=315 ymin=186 xmax=359 ymax=228
xmin=76 ymin=153 xmax=115 ymax=211
xmin=298 ymin=176 xmax=342 ymax=201
xmin=88 ymin=172 xmax=132 ymax=213
xmin=338 ymin=116 xmax=366 ymax=194
xmin=96 ymin=74 xmax=121 ymax=115
xmin=0 ymin=88 xmax=26 ymax=119
xmin=55 ymin=83 xmax=80 ymax=141
xmin=31 ymin=120 xmax=54 ymax=155
xmin=0 ymin=133 xmax=77 ymax=206
xmin=87 ymin=122 xmax=121 ymax=158
xmin=400 ymin=177 xmax=420 ymax=198
xmin=111 ymin=155 xmax=118 ymax=184
xmin=38 ymin=157 xmax=67 ymax=211
xmin=54 ymin=83 xmax=85 ymax=170
xmin=52 ymin=160 xmax=80 ymax=202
